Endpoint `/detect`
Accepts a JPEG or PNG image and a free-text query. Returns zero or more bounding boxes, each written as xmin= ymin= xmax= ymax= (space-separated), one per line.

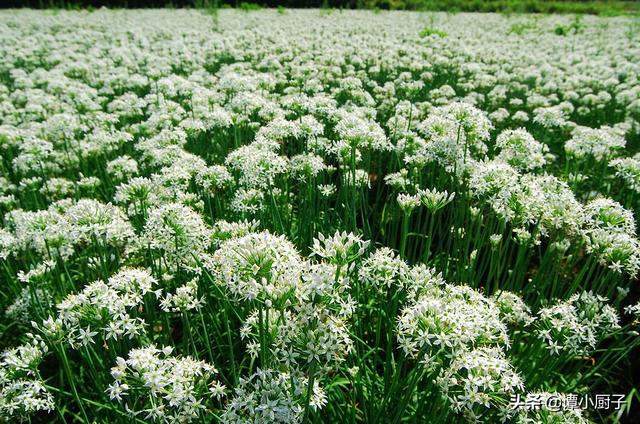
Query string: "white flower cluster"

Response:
xmin=310 ymin=230 xmax=370 ymax=267
xmin=226 ymin=144 xmax=288 ymax=190
xmin=240 ymin=262 xmax=355 ymax=370
xmin=108 ymin=345 xmax=224 ymax=422
xmin=494 ymin=128 xmax=547 ymax=171
xmin=536 ymin=292 xmax=620 ymax=356
xmin=492 ymin=291 xmax=535 ymax=327
xmin=610 ymin=154 xmax=640 ymax=193
xmin=416 ymin=102 xmax=492 ymax=171
xmin=208 ymin=231 xmax=303 ymax=303
xmin=437 ymin=346 xmax=524 ymax=422
xmin=39 ymin=268 xmax=158 ymax=348
xmin=0 ymin=336 xmax=54 ymax=419
xmin=565 ymin=125 xmax=626 ymax=161
xmin=583 ymin=197 xmax=640 ymax=276
xmin=206 ymin=229 xmax=362 ymax=421
xmin=418 ymin=187 xmax=455 ymax=212
xmin=359 ymin=247 xmax=409 ymax=289
xmin=397 ymin=281 xmax=509 ymax=363
xmin=141 ymin=202 xmax=212 ymax=270
xmin=468 ymin=160 xmax=640 ymax=274
xmin=5 ymin=198 xmax=133 ymax=261
xmin=471 ymin=169 xmax=586 ymax=239
xmin=160 ymin=278 xmax=204 ymax=312
xmin=221 ymin=368 xmax=316 ymax=424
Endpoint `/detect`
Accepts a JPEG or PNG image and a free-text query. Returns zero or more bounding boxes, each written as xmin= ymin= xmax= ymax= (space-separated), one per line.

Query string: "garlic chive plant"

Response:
xmin=1 ymin=8 xmax=640 ymax=424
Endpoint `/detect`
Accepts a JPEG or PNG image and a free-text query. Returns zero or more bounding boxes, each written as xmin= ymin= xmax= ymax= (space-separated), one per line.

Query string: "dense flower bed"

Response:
xmin=0 ymin=9 xmax=639 ymax=423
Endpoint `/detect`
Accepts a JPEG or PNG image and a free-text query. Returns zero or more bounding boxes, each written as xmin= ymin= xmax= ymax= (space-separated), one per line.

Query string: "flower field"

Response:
xmin=1 ymin=8 xmax=639 ymax=423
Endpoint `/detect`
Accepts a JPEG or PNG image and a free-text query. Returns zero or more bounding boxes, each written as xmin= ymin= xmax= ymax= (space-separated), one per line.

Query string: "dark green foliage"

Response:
xmin=3 ymin=0 xmax=639 ymax=16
